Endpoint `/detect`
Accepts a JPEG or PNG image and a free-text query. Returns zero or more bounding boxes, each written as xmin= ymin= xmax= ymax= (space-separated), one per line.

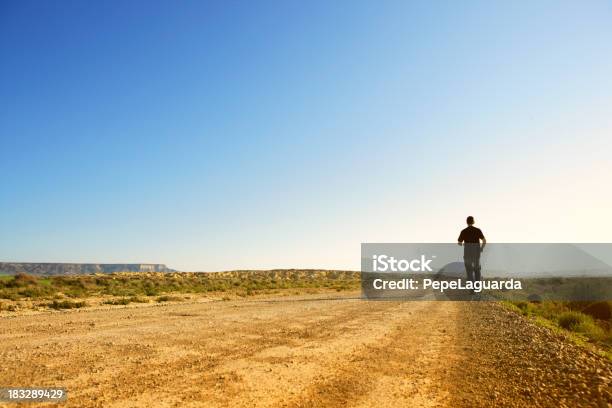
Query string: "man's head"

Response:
xmin=466 ymin=216 xmax=474 ymax=225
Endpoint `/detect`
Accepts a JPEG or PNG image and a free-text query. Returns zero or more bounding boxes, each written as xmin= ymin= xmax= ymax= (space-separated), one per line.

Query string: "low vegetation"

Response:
xmin=102 ymin=296 xmax=151 ymax=305
xmin=156 ymin=295 xmax=184 ymax=302
xmin=0 ymin=270 xmax=360 ymax=311
xmin=508 ymin=300 xmax=612 ymax=354
xmin=0 ymin=301 xmax=17 ymax=312
xmin=46 ymin=299 xmax=88 ymax=309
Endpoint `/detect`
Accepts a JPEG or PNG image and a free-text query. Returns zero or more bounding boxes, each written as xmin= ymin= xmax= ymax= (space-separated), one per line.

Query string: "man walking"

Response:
xmin=457 ymin=216 xmax=486 ymax=283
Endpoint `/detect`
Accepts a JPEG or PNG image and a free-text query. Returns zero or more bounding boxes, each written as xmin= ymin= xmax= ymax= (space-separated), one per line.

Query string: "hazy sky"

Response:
xmin=1 ymin=1 xmax=611 ymax=271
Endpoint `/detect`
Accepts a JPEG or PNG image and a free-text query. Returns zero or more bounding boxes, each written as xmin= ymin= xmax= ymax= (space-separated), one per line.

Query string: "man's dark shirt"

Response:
xmin=458 ymin=226 xmax=485 ymax=244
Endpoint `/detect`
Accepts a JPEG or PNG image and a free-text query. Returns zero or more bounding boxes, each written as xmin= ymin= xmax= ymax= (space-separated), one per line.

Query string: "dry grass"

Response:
xmin=0 ymin=270 xmax=360 ymax=311
xmin=508 ymin=300 xmax=612 ymax=353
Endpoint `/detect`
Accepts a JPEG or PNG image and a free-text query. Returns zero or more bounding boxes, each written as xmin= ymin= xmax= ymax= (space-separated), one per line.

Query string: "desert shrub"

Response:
xmin=145 ymin=287 xmax=160 ymax=296
xmin=128 ymin=296 xmax=150 ymax=303
xmin=64 ymin=288 xmax=88 ymax=298
xmin=513 ymin=301 xmax=534 ymax=316
xmin=47 ymin=300 xmax=87 ymax=309
xmin=581 ymin=301 xmax=612 ymax=321
xmin=0 ymin=302 xmax=17 ymax=312
xmin=558 ymin=311 xmax=587 ymax=330
xmin=535 ymin=301 xmax=568 ymax=321
xmin=1 ymin=274 xmax=33 ymax=289
xmin=18 ymin=286 xmax=53 ymax=298
xmin=575 ymin=320 xmax=606 ymax=342
xmin=558 ymin=311 xmax=605 ymax=340
xmin=0 ymin=290 xmax=19 ymax=301
xmin=103 ymin=298 xmax=131 ymax=305
xmin=13 ymin=273 xmax=37 ymax=285
xmin=156 ymin=295 xmax=182 ymax=302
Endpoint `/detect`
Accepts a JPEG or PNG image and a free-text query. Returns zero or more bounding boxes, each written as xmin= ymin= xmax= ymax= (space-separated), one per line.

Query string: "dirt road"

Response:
xmin=1 ymin=293 xmax=611 ymax=407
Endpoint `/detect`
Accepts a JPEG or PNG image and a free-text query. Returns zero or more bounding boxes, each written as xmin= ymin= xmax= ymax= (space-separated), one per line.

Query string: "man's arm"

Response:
xmin=480 ymin=236 xmax=486 ymax=252
xmin=457 ymin=231 xmax=464 ymax=246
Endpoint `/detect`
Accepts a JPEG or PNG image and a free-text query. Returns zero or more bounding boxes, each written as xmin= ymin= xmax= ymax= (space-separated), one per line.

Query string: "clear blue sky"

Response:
xmin=1 ymin=1 xmax=611 ymax=271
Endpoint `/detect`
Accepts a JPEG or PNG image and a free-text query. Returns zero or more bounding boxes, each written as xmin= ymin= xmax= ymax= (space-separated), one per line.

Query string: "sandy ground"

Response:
xmin=0 ymin=292 xmax=611 ymax=407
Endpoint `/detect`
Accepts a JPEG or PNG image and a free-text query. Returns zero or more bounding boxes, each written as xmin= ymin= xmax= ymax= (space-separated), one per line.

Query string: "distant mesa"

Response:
xmin=0 ymin=262 xmax=175 ymax=276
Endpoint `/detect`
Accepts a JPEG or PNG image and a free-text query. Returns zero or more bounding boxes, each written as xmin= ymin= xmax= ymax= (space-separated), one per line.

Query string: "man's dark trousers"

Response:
xmin=464 ymin=243 xmax=481 ymax=282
